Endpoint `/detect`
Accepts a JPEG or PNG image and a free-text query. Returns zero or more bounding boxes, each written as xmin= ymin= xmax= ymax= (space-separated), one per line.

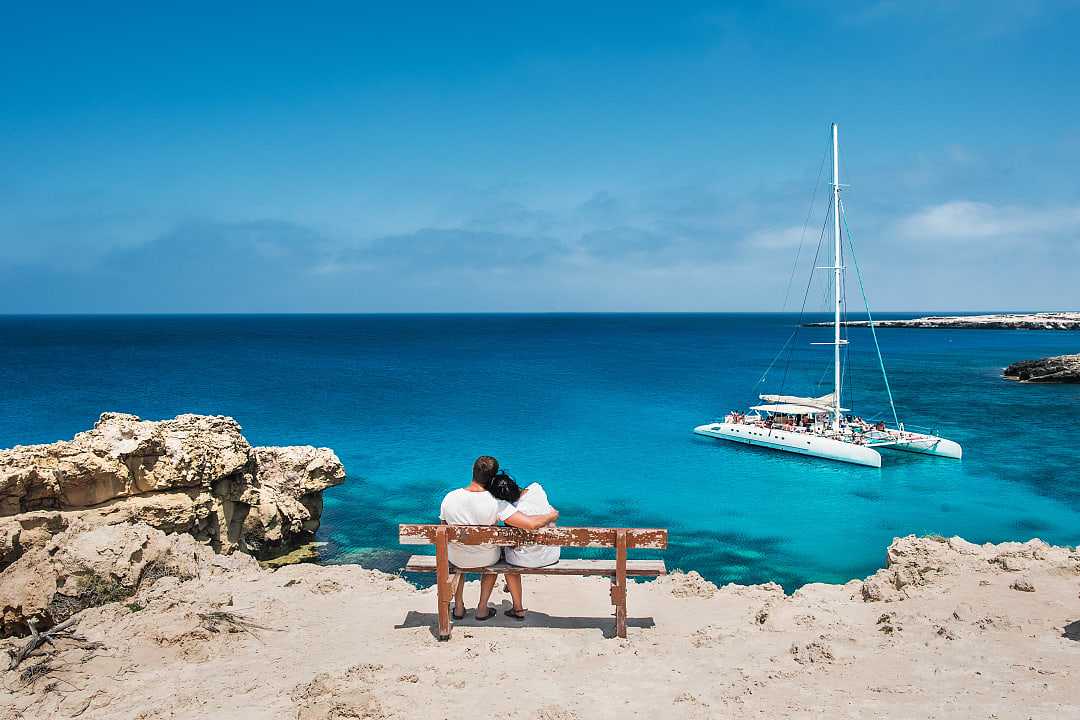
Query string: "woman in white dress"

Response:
xmin=489 ymin=471 xmax=559 ymax=620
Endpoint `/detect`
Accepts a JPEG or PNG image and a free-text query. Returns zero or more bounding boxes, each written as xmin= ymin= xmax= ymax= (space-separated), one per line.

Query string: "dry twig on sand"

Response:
xmin=5 ymin=617 xmax=104 ymax=672
xmin=195 ymin=611 xmax=274 ymax=643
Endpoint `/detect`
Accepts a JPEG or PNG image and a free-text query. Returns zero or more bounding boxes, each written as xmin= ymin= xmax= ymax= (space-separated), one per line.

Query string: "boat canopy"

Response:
xmin=749 ymin=403 xmax=834 ymax=415
xmin=759 ymin=392 xmax=837 ymax=410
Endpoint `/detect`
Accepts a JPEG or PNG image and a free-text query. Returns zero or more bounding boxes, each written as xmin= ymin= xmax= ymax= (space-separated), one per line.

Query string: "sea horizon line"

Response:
xmin=0 ymin=309 xmax=1073 ymax=318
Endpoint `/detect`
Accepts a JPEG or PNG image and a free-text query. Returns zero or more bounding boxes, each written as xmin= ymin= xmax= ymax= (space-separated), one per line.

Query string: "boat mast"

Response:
xmin=831 ymin=123 xmax=842 ymax=431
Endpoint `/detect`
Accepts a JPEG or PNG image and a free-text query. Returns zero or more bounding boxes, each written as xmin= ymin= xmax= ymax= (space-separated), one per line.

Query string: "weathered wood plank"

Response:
xmin=399 ymin=524 xmax=668 ymax=549
xmin=405 ymin=555 xmax=667 ymax=577
xmin=613 ymin=528 xmax=628 ymax=639
xmin=435 ymin=526 xmax=452 ymax=641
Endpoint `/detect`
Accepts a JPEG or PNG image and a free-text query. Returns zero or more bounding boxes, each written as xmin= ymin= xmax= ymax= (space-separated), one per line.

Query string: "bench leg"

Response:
xmin=435 ymin=527 xmax=452 ymax=641
xmin=611 ymin=529 xmax=628 ymax=639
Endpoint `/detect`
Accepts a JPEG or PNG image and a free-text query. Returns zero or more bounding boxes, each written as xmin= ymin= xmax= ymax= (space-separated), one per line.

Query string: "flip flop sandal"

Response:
xmin=474 ymin=606 xmax=496 ymax=621
xmin=504 ymin=608 xmax=527 ymax=620
xmin=451 ymin=605 xmax=467 ymax=620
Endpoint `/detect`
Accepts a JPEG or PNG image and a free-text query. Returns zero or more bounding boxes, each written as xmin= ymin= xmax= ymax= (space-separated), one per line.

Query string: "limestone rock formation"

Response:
xmin=0 ymin=413 xmax=345 ymax=638
xmin=0 ymin=520 xmax=258 ymax=636
xmin=1003 ymin=354 xmax=1080 ymax=383
xmin=858 ymin=534 xmax=1076 ymax=602
xmin=0 ymin=413 xmax=345 ymax=561
xmin=805 ymin=312 xmax=1080 ymax=330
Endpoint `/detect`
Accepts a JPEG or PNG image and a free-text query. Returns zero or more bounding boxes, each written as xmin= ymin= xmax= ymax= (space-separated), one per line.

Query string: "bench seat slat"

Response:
xmin=399 ymin=524 xmax=667 ymax=549
xmin=405 ymin=555 xmax=667 ymax=577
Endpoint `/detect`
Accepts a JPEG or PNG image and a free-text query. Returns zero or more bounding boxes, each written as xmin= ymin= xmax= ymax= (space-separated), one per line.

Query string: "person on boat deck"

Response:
xmin=488 ymin=471 xmax=560 ymax=620
xmin=439 ymin=456 xmax=558 ymax=621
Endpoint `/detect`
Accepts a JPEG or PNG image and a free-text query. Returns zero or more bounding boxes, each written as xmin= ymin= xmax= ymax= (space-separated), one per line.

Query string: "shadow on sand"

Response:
xmin=1063 ymin=620 xmax=1080 ymax=642
xmin=396 ymin=601 xmax=655 ymax=640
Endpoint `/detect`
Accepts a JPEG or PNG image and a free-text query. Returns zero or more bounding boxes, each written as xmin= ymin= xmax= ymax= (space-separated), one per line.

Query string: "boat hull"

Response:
xmin=694 ymin=422 xmax=882 ymax=467
xmin=882 ymin=434 xmax=963 ymax=459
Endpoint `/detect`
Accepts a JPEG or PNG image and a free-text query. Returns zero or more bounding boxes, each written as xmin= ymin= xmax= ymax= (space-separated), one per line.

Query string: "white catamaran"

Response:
xmin=694 ymin=124 xmax=962 ymax=468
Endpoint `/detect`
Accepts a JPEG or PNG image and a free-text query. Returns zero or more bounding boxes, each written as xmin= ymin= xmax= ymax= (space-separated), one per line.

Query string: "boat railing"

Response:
xmin=894 ymin=422 xmax=939 ymax=436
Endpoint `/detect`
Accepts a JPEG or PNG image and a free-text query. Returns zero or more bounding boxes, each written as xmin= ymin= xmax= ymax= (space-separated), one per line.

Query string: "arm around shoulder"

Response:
xmin=504 ymin=507 xmax=558 ymax=531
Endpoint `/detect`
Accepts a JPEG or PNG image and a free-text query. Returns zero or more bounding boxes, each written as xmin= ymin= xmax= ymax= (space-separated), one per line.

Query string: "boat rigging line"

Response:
xmin=839 ymin=197 xmax=900 ymax=429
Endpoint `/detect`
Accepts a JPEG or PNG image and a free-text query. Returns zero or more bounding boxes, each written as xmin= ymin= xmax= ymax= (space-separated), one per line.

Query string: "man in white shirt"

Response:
xmin=439 ymin=455 xmax=558 ymax=621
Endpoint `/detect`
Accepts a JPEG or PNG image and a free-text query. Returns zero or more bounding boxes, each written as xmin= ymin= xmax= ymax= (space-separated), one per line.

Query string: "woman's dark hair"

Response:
xmin=488 ymin=471 xmax=522 ymax=504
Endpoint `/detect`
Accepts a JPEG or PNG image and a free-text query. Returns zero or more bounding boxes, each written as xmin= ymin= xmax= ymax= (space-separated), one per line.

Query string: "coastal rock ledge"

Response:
xmin=806 ymin=311 xmax=1080 ymax=330
xmin=1003 ymin=354 xmax=1080 ymax=383
xmin=0 ymin=413 xmax=344 ymax=635
xmin=2 ymin=533 xmax=1078 ymax=718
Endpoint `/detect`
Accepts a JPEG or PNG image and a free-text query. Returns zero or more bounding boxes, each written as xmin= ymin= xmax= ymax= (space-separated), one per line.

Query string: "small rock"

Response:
xmin=876 ymin=612 xmax=901 ymax=635
xmin=531 ymin=706 xmax=579 ymax=720
xmin=992 ymin=555 xmax=1026 ymax=572
xmin=311 ymin=579 xmax=342 ymax=594
xmin=791 ymin=640 xmax=834 ymax=664
xmin=952 ymin=602 xmax=973 ymax=621
xmin=690 ymin=624 xmax=726 ymax=648
xmin=935 ymin=625 xmax=957 ymax=640
xmin=1010 ymin=579 xmax=1035 ymax=592
xmin=861 ymin=577 xmax=890 ymax=602
xmin=210 ymin=593 xmax=234 ymax=608
xmin=673 ymin=692 xmax=706 ymax=706
xmin=662 ymin=571 xmax=718 ymax=598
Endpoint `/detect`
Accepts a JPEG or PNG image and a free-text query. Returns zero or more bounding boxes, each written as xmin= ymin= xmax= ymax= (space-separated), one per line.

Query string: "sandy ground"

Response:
xmin=2 ymin=536 xmax=1078 ymax=719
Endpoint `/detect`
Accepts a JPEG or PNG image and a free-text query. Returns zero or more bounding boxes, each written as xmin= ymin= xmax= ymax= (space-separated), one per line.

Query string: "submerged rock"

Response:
xmin=1002 ymin=354 xmax=1080 ymax=383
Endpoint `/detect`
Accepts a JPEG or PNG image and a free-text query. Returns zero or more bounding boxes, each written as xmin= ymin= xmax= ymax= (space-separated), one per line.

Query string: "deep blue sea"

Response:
xmin=1 ymin=314 xmax=1077 ymax=589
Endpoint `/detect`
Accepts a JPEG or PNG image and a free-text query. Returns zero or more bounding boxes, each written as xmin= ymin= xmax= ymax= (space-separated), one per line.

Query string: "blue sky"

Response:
xmin=2 ymin=1 xmax=1078 ymax=312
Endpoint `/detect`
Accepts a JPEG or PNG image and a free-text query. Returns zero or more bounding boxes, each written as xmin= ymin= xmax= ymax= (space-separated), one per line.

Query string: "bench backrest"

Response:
xmin=399 ymin=524 xmax=667 ymax=549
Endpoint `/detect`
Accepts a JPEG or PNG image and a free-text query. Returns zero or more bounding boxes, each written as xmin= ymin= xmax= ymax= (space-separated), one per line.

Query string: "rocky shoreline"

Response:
xmin=1003 ymin=354 xmax=1080 ymax=383
xmin=1 ymin=532 xmax=1077 ymax=719
xmin=2 ymin=417 xmax=1078 ymax=718
xmin=805 ymin=311 xmax=1080 ymax=330
xmin=0 ymin=413 xmax=344 ymax=637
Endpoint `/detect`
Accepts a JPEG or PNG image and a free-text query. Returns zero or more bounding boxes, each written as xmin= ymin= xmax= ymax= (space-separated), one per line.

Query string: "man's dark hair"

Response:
xmin=472 ymin=455 xmax=500 ymax=488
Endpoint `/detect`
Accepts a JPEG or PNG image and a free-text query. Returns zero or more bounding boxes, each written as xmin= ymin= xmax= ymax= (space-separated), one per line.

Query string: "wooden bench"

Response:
xmin=399 ymin=524 xmax=668 ymax=640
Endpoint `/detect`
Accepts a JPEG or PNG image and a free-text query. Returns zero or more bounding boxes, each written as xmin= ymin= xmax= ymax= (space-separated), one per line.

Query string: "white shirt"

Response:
xmin=439 ymin=488 xmax=517 ymax=568
xmin=503 ymin=483 xmax=560 ymax=568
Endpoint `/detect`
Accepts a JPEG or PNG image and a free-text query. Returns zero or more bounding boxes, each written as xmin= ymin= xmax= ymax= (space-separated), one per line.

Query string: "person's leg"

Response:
xmin=452 ymin=572 xmax=467 ymax=619
xmin=505 ymin=573 xmax=525 ymax=616
xmin=475 ymin=573 xmax=498 ymax=619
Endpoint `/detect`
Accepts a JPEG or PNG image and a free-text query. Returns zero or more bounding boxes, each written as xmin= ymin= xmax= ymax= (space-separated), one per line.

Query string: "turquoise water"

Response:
xmin=0 ymin=314 xmax=1077 ymax=588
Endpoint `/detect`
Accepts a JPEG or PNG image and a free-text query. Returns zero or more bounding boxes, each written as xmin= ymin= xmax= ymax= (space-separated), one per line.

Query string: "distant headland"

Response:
xmin=805 ymin=312 xmax=1080 ymax=330
xmin=1003 ymin=354 xmax=1080 ymax=383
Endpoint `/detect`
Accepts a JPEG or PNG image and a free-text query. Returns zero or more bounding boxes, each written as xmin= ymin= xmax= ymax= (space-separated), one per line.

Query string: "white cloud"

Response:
xmin=896 ymin=201 xmax=1080 ymax=241
xmin=744 ymin=226 xmax=811 ymax=250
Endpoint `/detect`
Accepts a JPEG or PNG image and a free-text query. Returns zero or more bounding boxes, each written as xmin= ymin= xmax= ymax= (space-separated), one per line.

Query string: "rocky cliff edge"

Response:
xmin=0 ymin=413 xmax=344 ymax=636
